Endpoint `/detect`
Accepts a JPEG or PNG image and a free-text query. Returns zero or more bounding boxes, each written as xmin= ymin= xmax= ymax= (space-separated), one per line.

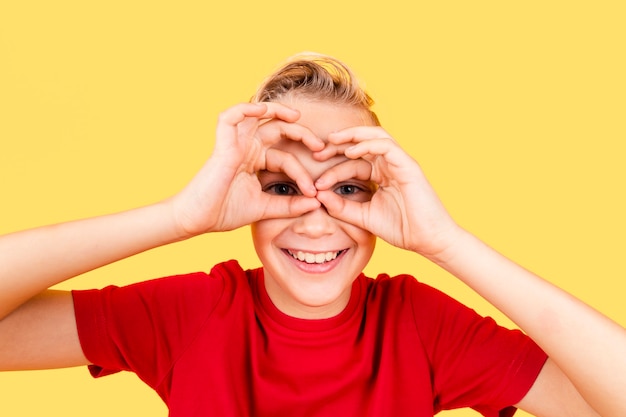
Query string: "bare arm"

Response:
xmin=433 ymin=230 xmax=625 ymax=417
xmin=317 ymin=126 xmax=626 ymax=416
xmin=516 ymin=358 xmax=600 ymax=417
xmin=0 ymin=202 xmax=190 ymax=371
xmin=0 ymin=102 xmax=323 ymax=371
xmin=0 ymin=203 xmax=181 ymax=321
xmin=0 ymin=202 xmax=185 ymax=371
xmin=0 ymin=291 xmax=87 ymax=370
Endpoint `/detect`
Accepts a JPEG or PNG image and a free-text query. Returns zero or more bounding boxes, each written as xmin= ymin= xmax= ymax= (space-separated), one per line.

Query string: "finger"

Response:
xmin=343 ymin=138 xmax=396 ymax=159
xmin=327 ymin=126 xmax=393 ymax=145
xmin=217 ymin=103 xmax=268 ymax=125
xmin=316 ymin=190 xmax=368 ymax=230
xmin=311 ymin=142 xmax=353 ymax=161
xmin=215 ymin=103 xmax=301 ymax=146
xmin=314 ymin=159 xmax=373 ymax=191
xmin=215 ymin=103 xmax=270 ymax=146
xmin=261 ymin=195 xmax=321 ymax=220
xmin=307 ymin=126 xmax=394 ymax=163
xmin=264 ymin=148 xmax=317 ymax=197
xmin=343 ymin=138 xmax=419 ymax=175
xmin=258 ymin=101 xmax=302 ymax=123
xmin=257 ymin=120 xmax=325 ymax=152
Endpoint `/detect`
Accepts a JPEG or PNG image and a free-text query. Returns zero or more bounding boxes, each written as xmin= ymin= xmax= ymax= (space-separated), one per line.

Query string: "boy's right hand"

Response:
xmin=169 ymin=102 xmax=324 ymax=238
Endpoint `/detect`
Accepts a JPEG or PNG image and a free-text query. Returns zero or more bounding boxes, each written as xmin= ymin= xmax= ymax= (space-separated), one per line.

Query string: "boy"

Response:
xmin=1 ymin=55 xmax=624 ymax=416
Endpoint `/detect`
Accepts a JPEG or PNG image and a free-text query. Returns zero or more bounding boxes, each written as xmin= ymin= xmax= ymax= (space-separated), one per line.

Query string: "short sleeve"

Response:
xmin=71 ymin=269 xmax=226 ymax=389
xmin=409 ymin=280 xmax=547 ymax=416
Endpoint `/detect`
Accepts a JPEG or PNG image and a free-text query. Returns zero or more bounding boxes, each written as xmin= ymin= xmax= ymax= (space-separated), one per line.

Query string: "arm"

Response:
xmin=315 ymin=126 xmax=626 ymax=417
xmin=516 ymin=358 xmax=601 ymax=417
xmin=0 ymin=291 xmax=86 ymax=370
xmin=432 ymin=229 xmax=624 ymax=417
xmin=0 ymin=102 xmax=323 ymax=371
xmin=0 ymin=202 xmax=183 ymax=371
xmin=0 ymin=203 xmax=181 ymax=320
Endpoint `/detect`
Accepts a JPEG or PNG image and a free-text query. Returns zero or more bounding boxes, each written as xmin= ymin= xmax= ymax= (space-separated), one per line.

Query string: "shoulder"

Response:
xmin=360 ymin=271 xmax=500 ymax=342
xmin=73 ymin=259 xmax=254 ymax=321
xmin=122 ymin=259 xmax=247 ymax=293
xmin=359 ymin=272 xmax=463 ymax=331
xmin=362 ymin=271 xmax=456 ymax=308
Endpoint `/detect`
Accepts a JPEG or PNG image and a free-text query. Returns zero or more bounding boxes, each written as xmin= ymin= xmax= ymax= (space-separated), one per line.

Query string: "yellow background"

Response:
xmin=1 ymin=1 xmax=624 ymax=416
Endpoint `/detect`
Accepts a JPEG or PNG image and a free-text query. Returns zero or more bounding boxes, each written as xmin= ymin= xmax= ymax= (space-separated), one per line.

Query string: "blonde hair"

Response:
xmin=252 ymin=53 xmax=380 ymax=125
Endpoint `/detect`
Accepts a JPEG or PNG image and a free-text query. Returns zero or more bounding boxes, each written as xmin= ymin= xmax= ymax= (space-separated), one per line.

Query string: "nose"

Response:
xmin=292 ymin=207 xmax=337 ymax=238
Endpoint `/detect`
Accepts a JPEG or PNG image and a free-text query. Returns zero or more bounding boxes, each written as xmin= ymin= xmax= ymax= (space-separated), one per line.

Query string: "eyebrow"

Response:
xmin=256 ymin=170 xmax=292 ymax=181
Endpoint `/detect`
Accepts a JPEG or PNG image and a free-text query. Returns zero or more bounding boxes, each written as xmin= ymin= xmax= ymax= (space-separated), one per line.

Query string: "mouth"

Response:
xmin=285 ymin=249 xmax=347 ymax=264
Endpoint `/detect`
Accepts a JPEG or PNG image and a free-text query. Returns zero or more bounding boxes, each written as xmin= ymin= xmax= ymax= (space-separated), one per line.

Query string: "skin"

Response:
xmin=0 ymin=98 xmax=624 ymax=415
xmin=252 ymin=99 xmax=378 ymax=319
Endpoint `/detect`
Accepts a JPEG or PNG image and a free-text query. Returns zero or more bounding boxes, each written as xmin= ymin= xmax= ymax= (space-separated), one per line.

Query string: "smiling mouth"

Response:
xmin=285 ymin=249 xmax=346 ymax=264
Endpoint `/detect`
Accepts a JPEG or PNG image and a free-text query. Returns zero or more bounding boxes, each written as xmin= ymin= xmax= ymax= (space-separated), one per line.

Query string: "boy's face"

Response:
xmin=251 ymin=98 xmax=377 ymax=319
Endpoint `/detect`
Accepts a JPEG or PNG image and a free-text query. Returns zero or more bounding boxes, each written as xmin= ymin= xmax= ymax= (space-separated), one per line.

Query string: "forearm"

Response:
xmin=0 ymin=200 xmax=185 ymax=319
xmin=428 ymin=229 xmax=626 ymax=417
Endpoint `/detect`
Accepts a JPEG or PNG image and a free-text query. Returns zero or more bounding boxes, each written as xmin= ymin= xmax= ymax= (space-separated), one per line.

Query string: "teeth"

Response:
xmin=288 ymin=250 xmax=341 ymax=264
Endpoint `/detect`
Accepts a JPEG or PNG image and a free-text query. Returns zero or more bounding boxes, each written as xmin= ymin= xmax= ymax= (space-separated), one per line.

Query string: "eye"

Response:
xmin=333 ymin=182 xmax=375 ymax=202
xmin=335 ymin=184 xmax=359 ymax=195
xmin=263 ymin=182 xmax=301 ymax=196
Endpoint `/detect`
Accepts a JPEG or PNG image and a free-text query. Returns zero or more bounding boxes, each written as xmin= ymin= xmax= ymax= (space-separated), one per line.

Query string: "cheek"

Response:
xmin=362 ymin=234 xmax=377 ymax=257
xmin=251 ymin=219 xmax=288 ymax=252
xmin=250 ymin=222 xmax=270 ymax=250
xmin=348 ymin=231 xmax=376 ymax=274
xmin=344 ymin=224 xmax=376 ymax=256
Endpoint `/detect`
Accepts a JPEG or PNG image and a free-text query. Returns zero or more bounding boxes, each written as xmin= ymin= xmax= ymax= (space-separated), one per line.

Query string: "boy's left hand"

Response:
xmin=314 ymin=126 xmax=462 ymax=259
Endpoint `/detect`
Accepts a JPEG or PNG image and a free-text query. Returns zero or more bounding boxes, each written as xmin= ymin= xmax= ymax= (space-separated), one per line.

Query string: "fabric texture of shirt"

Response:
xmin=72 ymin=260 xmax=547 ymax=417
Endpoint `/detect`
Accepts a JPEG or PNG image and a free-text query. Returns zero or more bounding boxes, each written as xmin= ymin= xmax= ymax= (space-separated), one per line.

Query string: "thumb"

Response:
xmin=316 ymin=191 xmax=367 ymax=230
xmin=260 ymin=196 xmax=321 ymax=220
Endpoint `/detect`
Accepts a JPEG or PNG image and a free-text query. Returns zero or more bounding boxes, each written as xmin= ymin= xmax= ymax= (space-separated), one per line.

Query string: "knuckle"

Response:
xmin=217 ymin=109 xmax=234 ymax=123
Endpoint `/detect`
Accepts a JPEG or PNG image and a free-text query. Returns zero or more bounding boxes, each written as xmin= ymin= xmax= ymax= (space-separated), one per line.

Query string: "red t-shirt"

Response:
xmin=72 ymin=260 xmax=547 ymax=417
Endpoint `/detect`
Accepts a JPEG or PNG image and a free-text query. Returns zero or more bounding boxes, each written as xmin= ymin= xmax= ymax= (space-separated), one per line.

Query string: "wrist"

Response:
xmin=418 ymin=224 xmax=471 ymax=266
xmin=163 ymin=197 xmax=207 ymax=241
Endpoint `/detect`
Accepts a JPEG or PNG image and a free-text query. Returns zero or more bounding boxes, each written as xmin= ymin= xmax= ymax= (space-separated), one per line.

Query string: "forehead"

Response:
xmin=272 ymin=99 xmax=370 ymax=178
xmin=277 ymin=97 xmax=374 ymax=138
